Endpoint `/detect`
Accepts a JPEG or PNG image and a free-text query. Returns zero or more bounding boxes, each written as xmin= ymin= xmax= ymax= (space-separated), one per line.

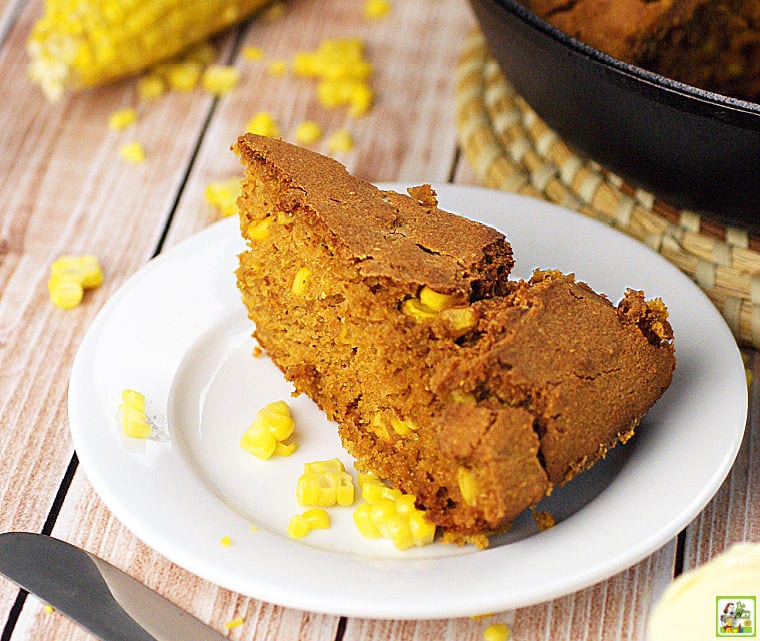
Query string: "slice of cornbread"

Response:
xmin=233 ymin=134 xmax=675 ymax=540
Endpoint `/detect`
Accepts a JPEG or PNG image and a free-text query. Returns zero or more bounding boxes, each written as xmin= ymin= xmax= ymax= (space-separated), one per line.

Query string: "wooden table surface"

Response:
xmin=0 ymin=1 xmax=757 ymax=640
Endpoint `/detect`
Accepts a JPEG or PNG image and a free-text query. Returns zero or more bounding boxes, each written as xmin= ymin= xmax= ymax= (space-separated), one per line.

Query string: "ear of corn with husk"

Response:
xmin=27 ymin=0 xmax=272 ymax=101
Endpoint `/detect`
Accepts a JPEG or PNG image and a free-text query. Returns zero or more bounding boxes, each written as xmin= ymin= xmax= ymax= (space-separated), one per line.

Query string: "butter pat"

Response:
xmin=647 ymin=543 xmax=760 ymax=641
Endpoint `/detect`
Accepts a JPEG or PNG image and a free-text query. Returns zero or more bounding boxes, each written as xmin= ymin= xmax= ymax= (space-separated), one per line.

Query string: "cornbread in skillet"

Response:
xmin=523 ymin=0 xmax=760 ymax=102
xmin=233 ymin=133 xmax=675 ymax=539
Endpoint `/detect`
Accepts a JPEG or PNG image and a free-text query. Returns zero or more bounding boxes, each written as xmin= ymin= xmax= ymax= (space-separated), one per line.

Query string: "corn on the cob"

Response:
xmin=27 ymin=0 xmax=272 ymax=101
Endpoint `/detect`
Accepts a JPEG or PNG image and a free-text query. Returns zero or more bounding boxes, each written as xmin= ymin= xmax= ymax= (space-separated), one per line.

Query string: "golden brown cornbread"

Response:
xmin=523 ymin=0 xmax=760 ymax=102
xmin=233 ymin=133 xmax=675 ymax=539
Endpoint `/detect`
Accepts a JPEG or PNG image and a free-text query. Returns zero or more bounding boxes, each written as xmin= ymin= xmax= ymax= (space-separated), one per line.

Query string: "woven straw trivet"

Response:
xmin=456 ymin=30 xmax=760 ymax=349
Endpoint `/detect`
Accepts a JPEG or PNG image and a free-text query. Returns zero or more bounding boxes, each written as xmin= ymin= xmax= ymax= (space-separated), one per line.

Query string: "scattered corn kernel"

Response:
xmin=201 ymin=64 xmax=240 ymax=95
xmin=137 ymin=74 xmax=166 ymax=99
xmin=48 ymin=254 xmax=103 ymax=309
xmin=246 ymin=111 xmax=281 ymax=138
xmin=293 ymin=38 xmax=374 ymax=116
xmin=294 ymin=121 xmax=323 ymax=145
xmin=240 ymin=400 xmax=297 ymax=459
xmin=297 ymin=458 xmax=355 ymax=507
xmin=326 ymin=129 xmax=354 ymax=153
xmin=287 ymin=514 xmax=310 ymax=539
xmin=43 ymin=605 xmax=55 ymax=614
xmin=303 ymin=507 xmax=331 ymax=529
xmin=364 ymin=0 xmax=391 ymax=19
xmin=220 ymin=536 xmax=232 ymax=546
xmin=354 ymin=474 xmax=435 ymax=549
xmin=205 ymin=178 xmax=241 ymax=217
xmin=291 ymin=267 xmax=312 ymax=296
xmin=457 ymin=466 xmax=479 ymax=506
xmin=242 ymin=45 xmax=265 ymax=61
xmin=483 ymin=623 xmax=510 ymax=641
xmin=119 ymin=141 xmax=146 ymax=163
xmin=108 ymin=107 xmax=137 ymax=130
xmin=224 ymin=617 xmax=244 ymax=629
xmin=119 ymin=389 xmax=152 ymax=439
xmin=164 ymin=62 xmax=202 ymax=90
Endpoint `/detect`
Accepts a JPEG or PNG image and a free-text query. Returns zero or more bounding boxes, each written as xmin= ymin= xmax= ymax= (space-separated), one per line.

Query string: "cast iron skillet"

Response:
xmin=468 ymin=0 xmax=760 ymax=228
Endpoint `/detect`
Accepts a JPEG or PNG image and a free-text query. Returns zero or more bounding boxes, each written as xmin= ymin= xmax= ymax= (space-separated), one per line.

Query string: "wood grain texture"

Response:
xmin=0 ymin=0 xmax=756 ymax=640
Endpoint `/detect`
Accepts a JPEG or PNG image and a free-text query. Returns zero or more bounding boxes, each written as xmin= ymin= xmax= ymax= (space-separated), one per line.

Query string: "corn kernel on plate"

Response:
xmin=68 ymin=184 xmax=747 ymax=619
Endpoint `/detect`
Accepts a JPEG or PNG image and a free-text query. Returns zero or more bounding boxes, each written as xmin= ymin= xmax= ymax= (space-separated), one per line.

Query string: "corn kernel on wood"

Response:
xmin=27 ymin=0 xmax=272 ymax=101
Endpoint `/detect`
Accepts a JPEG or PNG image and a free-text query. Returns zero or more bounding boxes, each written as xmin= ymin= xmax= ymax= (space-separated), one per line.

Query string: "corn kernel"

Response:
xmin=326 ymin=129 xmax=354 ymax=153
xmin=390 ymin=417 xmax=418 ymax=436
xmin=451 ymin=389 xmax=477 ymax=404
xmin=370 ymin=498 xmax=397 ymax=527
xmin=205 ymin=178 xmax=241 ymax=217
xmin=137 ymin=74 xmax=166 ymax=99
xmin=165 ymin=62 xmax=202 ymax=90
xmin=119 ymin=389 xmax=152 ymax=439
xmin=246 ymin=111 xmax=281 ymax=138
xmin=297 ymin=458 xmax=355 ymax=507
xmin=108 ymin=107 xmax=137 ymax=130
xmin=348 ymin=83 xmax=373 ymax=117
xmin=483 ymin=623 xmax=510 ymax=641
xmin=401 ymin=298 xmax=437 ymax=321
xmin=304 ymin=458 xmax=345 ymax=475
xmin=201 ymin=64 xmax=240 ymax=95
xmin=274 ymin=441 xmax=298 ymax=457
xmin=364 ymin=0 xmax=392 ymax=19
xmin=119 ymin=141 xmax=146 ymax=163
xmin=43 ymin=605 xmax=55 ymax=614
xmin=303 ymin=507 xmax=330 ymax=530
xmin=242 ymin=45 xmax=265 ymax=61
xmin=246 ymin=217 xmax=272 ymax=240
xmin=240 ymin=400 xmax=296 ymax=459
xmin=288 ymin=514 xmax=311 ymax=539
xmin=220 ymin=536 xmax=232 ymax=546
xmin=49 ymin=255 xmax=103 ymax=309
xmin=441 ymin=307 xmax=477 ymax=332
xmin=224 ymin=617 xmax=244 ymax=630
xmin=353 ymin=503 xmax=382 ymax=538
xmin=457 ymin=466 xmax=479 ymax=506
xmin=291 ymin=267 xmax=312 ymax=296
xmin=408 ymin=510 xmax=436 ymax=545
xmin=419 ymin=286 xmax=455 ymax=311
xmin=294 ymin=121 xmax=323 ymax=145
xmin=369 ymin=414 xmax=393 ymax=442
xmin=240 ymin=423 xmax=277 ymax=459
xmin=48 ymin=278 xmax=84 ymax=310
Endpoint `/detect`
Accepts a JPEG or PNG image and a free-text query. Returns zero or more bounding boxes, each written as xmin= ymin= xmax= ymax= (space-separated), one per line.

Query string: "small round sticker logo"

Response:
xmin=717 ymin=597 xmax=756 ymax=637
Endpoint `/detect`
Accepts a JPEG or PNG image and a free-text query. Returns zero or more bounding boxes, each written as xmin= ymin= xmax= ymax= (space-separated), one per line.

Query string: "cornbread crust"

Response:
xmin=233 ymin=134 xmax=675 ymax=538
xmin=524 ymin=0 xmax=760 ymax=101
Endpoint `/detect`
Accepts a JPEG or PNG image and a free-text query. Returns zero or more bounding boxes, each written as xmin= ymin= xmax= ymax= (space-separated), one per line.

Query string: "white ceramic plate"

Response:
xmin=68 ymin=184 xmax=747 ymax=619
